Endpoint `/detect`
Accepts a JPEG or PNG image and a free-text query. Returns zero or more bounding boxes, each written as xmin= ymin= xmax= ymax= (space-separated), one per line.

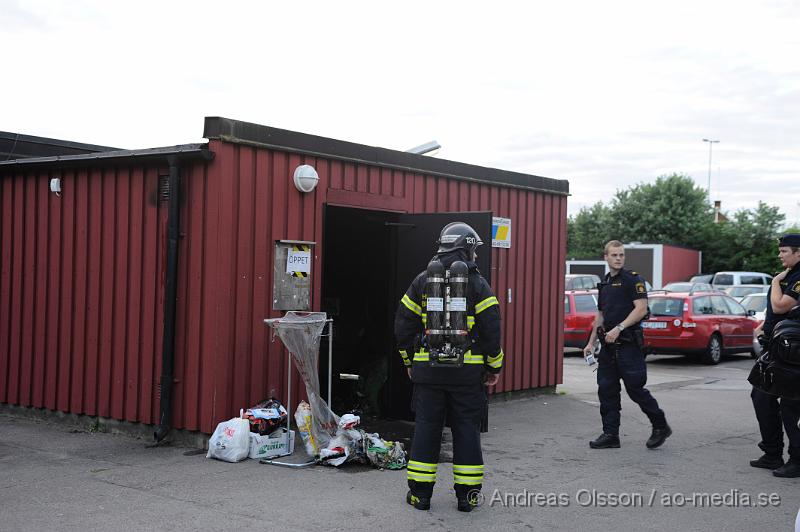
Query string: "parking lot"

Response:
xmin=2 ymin=348 xmax=797 ymax=531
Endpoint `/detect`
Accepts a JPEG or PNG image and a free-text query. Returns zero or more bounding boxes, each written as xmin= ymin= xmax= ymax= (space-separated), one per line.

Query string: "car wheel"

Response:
xmin=701 ymin=334 xmax=722 ymax=365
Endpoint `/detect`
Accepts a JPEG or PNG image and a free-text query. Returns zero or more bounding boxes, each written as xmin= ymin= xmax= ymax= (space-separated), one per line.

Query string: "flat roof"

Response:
xmin=0 ymin=144 xmax=213 ymax=169
xmin=203 ymin=117 xmax=569 ymax=195
xmin=0 ymin=131 xmax=118 ymax=160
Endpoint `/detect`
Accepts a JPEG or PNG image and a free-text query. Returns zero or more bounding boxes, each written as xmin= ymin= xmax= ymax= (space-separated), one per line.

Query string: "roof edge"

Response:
xmin=0 ymin=143 xmax=213 ymax=169
xmin=203 ymin=117 xmax=569 ymax=195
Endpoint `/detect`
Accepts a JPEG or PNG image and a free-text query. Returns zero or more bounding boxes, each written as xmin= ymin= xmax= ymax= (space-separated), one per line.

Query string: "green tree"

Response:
xmin=567 ymin=202 xmax=613 ymax=258
xmin=702 ymin=202 xmax=785 ymax=273
xmin=608 ymin=174 xmax=712 ymax=246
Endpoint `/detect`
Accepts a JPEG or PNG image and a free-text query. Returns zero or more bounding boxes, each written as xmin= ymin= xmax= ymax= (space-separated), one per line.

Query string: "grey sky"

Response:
xmin=2 ymin=0 xmax=799 ymax=225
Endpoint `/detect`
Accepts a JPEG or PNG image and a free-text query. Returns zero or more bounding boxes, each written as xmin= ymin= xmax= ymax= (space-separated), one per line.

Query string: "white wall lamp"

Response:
xmin=293 ymin=164 xmax=319 ymax=193
xmin=50 ymin=177 xmax=61 ymax=197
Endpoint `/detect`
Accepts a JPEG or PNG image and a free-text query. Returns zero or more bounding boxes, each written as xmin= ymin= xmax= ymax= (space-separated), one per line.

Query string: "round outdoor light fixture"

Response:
xmin=293 ymin=164 xmax=319 ymax=193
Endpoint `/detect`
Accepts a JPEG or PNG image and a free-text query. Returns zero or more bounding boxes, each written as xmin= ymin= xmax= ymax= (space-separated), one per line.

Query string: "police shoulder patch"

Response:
xmin=792 ymin=280 xmax=800 ymax=293
xmin=635 ymin=282 xmax=646 ymax=294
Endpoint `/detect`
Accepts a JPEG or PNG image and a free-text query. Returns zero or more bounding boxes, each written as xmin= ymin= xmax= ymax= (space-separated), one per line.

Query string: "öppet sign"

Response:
xmin=287 ymin=248 xmax=311 ymax=274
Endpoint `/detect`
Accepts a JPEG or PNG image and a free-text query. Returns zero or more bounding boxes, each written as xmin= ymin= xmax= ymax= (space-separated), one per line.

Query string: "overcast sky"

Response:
xmin=3 ymin=0 xmax=799 ymax=225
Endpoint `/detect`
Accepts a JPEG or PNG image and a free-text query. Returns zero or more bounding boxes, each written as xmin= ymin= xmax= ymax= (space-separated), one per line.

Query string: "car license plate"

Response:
xmin=642 ymin=321 xmax=667 ymax=329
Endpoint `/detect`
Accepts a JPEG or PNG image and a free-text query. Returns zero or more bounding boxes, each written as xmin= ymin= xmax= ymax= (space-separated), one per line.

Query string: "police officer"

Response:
xmin=583 ymin=240 xmax=671 ymax=449
xmin=750 ymin=233 xmax=800 ymax=478
xmin=395 ymin=222 xmax=504 ymax=512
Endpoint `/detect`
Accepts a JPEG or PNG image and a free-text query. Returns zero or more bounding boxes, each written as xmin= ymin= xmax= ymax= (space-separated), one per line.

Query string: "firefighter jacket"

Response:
xmin=394 ymin=250 xmax=504 ymax=385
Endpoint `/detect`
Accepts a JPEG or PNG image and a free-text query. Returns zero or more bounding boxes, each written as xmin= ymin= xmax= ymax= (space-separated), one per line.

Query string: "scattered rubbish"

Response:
xmin=249 ymin=428 xmax=295 ymax=460
xmin=244 ymin=398 xmax=288 ymax=435
xmin=206 ymin=411 xmax=250 ymax=463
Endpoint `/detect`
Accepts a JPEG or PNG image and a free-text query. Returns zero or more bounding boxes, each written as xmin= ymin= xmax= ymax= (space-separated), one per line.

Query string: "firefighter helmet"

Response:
xmin=436 ymin=222 xmax=483 ymax=258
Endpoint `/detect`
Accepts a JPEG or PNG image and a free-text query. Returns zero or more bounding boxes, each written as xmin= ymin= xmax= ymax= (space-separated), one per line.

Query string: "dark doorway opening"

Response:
xmin=320 ymin=206 xmax=493 ymax=439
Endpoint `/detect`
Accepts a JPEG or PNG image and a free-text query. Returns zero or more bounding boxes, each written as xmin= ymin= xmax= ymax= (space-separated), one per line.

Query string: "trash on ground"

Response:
xmin=206 ymin=411 xmax=250 ymax=463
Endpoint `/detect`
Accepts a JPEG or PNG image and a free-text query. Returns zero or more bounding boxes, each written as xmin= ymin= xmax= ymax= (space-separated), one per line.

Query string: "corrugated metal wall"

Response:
xmin=0 ymin=164 xmax=170 ymax=424
xmin=1 ymin=139 xmax=566 ymax=435
xmin=176 ymin=140 xmax=566 ymax=433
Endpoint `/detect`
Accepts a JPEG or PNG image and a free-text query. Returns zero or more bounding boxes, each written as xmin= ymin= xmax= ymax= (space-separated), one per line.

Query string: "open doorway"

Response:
xmin=320 ymin=206 xmax=493 ymax=429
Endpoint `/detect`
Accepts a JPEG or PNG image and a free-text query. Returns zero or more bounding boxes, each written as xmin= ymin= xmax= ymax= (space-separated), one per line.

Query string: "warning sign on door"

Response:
xmin=492 ymin=217 xmax=511 ymax=248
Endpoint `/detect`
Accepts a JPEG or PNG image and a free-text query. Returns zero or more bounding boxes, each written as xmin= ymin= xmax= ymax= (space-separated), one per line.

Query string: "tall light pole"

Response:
xmin=702 ymin=138 xmax=719 ymax=196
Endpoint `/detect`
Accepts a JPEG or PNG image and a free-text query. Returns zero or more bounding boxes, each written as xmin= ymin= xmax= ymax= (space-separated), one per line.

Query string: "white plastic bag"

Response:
xmin=206 ymin=412 xmax=250 ymax=463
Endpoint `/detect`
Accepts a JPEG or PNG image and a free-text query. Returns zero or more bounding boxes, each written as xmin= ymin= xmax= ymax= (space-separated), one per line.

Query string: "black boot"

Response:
xmin=457 ymin=497 xmax=477 ymax=512
xmin=772 ymin=458 xmax=800 ymax=478
xmin=590 ymin=433 xmax=620 ymax=449
xmin=749 ymin=454 xmax=784 ymax=470
xmin=406 ymin=490 xmax=431 ymax=510
xmin=646 ymin=424 xmax=672 ymax=449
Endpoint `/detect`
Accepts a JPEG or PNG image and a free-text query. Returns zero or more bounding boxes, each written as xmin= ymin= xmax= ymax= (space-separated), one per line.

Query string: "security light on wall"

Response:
xmin=50 ymin=177 xmax=61 ymax=197
xmin=293 ymin=164 xmax=319 ymax=193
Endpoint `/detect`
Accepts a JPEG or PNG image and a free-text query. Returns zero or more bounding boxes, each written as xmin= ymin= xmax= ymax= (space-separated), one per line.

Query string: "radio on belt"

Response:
xmin=424 ymin=259 xmax=470 ymax=367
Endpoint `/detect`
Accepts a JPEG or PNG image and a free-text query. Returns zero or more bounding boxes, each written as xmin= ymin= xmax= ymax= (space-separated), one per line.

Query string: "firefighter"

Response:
xmin=395 ymin=221 xmax=504 ymax=512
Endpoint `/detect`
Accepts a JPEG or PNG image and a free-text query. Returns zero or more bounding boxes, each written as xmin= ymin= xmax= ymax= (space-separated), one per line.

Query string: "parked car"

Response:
xmin=564 ymin=290 xmax=598 ymax=348
xmin=724 ymin=284 xmax=768 ymax=302
xmin=662 ymin=282 xmax=715 ymax=292
xmin=711 ymin=271 xmax=772 ymax=288
xmin=642 ymin=291 xmax=757 ymax=364
xmin=689 ymin=274 xmax=713 ymax=284
xmin=740 ymin=292 xmax=767 ymax=324
xmin=740 ymin=292 xmax=767 ymax=356
xmin=565 ymin=274 xmax=601 ymax=291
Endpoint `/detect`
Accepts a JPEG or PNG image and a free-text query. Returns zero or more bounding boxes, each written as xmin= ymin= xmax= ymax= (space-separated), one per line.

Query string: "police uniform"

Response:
xmin=750 ymin=234 xmax=800 ymax=477
xmin=594 ymin=268 xmax=668 ymax=444
xmin=395 ymin=247 xmax=503 ymax=511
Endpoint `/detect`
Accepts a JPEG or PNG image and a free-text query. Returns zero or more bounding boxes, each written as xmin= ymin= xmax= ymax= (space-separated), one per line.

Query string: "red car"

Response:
xmin=642 ymin=291 xmax=757 ymax=364
xmin=564 ymin=290 xmax=598 ymax=348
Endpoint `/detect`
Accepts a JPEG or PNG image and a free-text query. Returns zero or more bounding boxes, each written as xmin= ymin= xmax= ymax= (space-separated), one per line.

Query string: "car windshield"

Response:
xmin=726 ymin=286 xmax=765 ymax=298
xmin=663 ymin=282 xmax=692 ymax=292
xmin=649 ymin=298 xmax=684 ymax=317
xmin=740 ymin=294 xmax=767 ymax=312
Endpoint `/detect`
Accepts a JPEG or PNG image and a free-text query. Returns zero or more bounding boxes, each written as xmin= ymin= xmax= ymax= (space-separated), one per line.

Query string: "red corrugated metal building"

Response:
xmin=0 ymin=117 xmax=569 ymax=436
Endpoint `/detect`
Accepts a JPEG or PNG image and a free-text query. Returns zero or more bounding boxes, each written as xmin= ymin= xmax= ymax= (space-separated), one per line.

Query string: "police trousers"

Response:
xmin=407 ymin=382 xmax=484 ymax=499
xmin=597 ymin=342 xmax=666 ymax=435
xmin=751 ymin=387 xmax=800 ymax=459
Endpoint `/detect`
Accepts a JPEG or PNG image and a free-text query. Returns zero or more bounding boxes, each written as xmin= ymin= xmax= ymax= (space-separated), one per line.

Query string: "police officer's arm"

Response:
xmin=583 ymin=311 xmax=604 ymax=357
xmin=394 ymin=274 xmax=425 ymax=371
xmin=770 ymin=270 xmax=800 ymax=314
xmin=604 ymin=299 xmax=648 ymax=342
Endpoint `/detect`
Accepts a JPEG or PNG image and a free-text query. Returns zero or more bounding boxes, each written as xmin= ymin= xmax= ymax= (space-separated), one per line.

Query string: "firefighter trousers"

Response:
xmin=407 ymin=382 xmax=485 ymax=499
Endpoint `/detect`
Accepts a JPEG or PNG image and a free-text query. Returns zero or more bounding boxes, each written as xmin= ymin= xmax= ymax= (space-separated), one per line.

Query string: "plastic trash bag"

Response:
xmin=294 ymin=401 xmax=319 ymax=457
xmin=206 ymin=413 xmax=250 ymax=463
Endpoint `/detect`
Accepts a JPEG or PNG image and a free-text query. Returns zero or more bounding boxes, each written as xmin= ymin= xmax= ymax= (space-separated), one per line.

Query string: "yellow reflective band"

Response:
xmin=463 ymin=353 xmax=485 ymax=364
xmin=401 ymin=294 xmax=422 ymax=316
xmin=453 ymin=464 xmax=484 ymax=472
xmin=467 ymin=316 xmax=475 ymax=330
xmin=413 ymin=350 xmax=430 ymax=362
xmin=408 ymin=460 xmax=438 ymax=472
xmin=453 ymin=475 xmax=483 ymax=485
xmin=408 ymin=472 xmax=436 ymax=482
xmin=422 ymin=314 xmax=427 ymax=326
xmin=475 ymin=296 xmax=499 ymax=314
xmin=487 ymin=351 xmax=504 ymax=369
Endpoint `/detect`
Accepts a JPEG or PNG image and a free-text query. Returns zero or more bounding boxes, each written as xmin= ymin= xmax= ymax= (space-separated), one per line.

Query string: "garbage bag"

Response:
xmin=206 ymin=414 xmax=250 ymax=463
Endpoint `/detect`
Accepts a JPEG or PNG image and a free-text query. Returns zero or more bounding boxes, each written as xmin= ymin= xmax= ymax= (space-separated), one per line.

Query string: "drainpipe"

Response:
xmin=154 ymin=155 xmax=181 ymax=443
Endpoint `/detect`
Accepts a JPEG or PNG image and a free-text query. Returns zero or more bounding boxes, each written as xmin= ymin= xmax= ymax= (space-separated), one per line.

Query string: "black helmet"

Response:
xmin=436 ymin=222 xmax=483 ymax=258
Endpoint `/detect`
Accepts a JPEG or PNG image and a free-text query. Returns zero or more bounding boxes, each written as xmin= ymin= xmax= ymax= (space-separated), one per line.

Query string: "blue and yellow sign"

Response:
xmin=492 ymin=217 xmax=511 ymax=248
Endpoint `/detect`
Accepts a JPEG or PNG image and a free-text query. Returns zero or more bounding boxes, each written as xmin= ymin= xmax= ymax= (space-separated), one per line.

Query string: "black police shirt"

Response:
xmin=762 ymin=262 xmax=800 ymax=337
xmin=597 ymin=269 xmax=648 ymax=330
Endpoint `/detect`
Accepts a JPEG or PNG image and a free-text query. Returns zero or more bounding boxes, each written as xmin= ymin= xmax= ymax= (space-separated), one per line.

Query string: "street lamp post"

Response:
xmin=702 ymin=138 xmax=719 ymax=196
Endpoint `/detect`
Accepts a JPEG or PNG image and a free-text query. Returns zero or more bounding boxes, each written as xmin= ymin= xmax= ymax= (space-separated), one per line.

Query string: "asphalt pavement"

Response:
xmin=2 ymin=350 xmax=799 ymax=531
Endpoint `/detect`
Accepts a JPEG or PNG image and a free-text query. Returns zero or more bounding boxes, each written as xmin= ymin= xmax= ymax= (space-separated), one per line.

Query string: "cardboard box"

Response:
xmin=248 ymin=429 xmax=295 ymax=460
